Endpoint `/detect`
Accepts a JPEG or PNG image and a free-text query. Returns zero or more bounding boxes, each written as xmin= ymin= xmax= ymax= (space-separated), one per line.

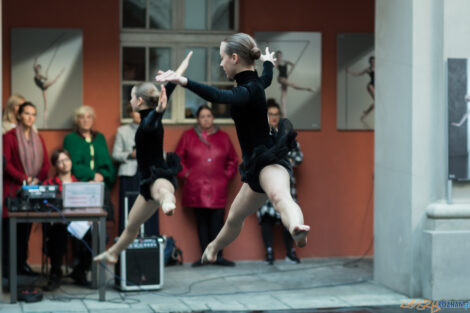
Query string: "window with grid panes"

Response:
xmin=120 ymin=0 xmax=238 ymax=123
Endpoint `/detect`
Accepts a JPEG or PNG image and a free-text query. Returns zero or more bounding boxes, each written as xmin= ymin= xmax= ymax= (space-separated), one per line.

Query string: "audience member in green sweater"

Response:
xmin=63 ymin=107 xmax=115 ymax=188
xmin=63 ymin=105 xmax=115 ymax=286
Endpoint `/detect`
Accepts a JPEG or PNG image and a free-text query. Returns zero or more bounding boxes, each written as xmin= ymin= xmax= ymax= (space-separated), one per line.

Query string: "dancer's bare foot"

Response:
xmin=93 ymin=250 xmax=118 ymax=264
xmin=201 ymin=243 xmax=218 ymax=264
xmin=161 ymin=200 xmax=175 ymax=216
xmin=292 ymin=225 xmax=310 ymax=247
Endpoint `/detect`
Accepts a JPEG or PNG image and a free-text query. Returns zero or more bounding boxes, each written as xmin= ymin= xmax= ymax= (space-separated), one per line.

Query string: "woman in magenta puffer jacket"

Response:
xmin=175 ymin=105 xmax=238 ymax=267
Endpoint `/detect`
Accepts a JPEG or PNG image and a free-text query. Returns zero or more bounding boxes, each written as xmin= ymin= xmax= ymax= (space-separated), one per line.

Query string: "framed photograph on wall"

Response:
xmin=11 ymin=28 xmax=83 ymax=129
xmin=448 ymin=58 xmax=470 ymax=181
xmin=255 ymin=32 xmax=322 ymax=130
xmin=337 ymin=33 xmax=374 ymax=130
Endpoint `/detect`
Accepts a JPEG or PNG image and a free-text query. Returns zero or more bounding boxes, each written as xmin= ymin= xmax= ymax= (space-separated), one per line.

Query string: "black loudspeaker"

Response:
xmin=115 ymin=236 xmax=164 ymax=291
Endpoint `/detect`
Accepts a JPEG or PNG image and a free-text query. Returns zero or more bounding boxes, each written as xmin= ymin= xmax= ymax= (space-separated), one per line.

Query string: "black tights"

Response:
xmin=260 ymin=215 xmax=293 ymax=254
xmin=194 ymin=208 xmax=225 ymax=259
xmin=2 ymin=219 xmax=31 ymax=275
xmin=43 ymin=223 xmax=68 ymax=275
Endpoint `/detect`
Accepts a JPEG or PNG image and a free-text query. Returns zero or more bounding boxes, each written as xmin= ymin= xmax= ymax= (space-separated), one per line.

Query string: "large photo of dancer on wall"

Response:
xmin=337 ymin=33 xmax=375 ymax=130
xmin=448 ymin=58 xmax=470 ymax=181
xmin=11 ymin=28 xmax=83 ymax=129
xmin=255 ymin=32 xmax=321 ymax=130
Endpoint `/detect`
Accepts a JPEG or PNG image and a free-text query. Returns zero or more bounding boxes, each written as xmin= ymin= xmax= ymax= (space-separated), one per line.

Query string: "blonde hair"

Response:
xmin=3 ymin=93 xmax=25 ymax=123
xmin=222 ymin=33 xmax=261 ymax=65
xmin=132 ymin=82 xmax=160 ymax=108
xmin=73 ymin=105 xmax=96 ymax=126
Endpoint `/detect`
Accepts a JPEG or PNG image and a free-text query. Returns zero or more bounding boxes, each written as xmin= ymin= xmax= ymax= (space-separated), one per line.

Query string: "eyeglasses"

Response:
xmin=56 ymin=158 xmax=71 ymax=165
xmin=267 ymin=113 xmax=280 ymax=117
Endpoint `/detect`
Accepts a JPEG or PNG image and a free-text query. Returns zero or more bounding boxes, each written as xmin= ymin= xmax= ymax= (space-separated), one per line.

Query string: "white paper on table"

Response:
xmin=67 ymin=221 xmax=91 ymax=239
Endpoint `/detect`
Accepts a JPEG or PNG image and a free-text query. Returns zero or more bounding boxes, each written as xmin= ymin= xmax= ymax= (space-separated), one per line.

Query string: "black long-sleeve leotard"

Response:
xmin=186 ymin=61 xmax=273 ymax=158
xmin=185 ymin=61 xmax=295 ymax=193
xmin=135 ymin=83 xmax=182 ymax=200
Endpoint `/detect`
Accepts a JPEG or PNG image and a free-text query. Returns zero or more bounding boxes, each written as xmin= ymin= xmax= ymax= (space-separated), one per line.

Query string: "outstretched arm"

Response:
xmin=155 ymin=70 xmax=250 ymax=106
xmin=140 ymin=85 xmax=167 ymax=132
xmin=164 ymin=51 xmax=193 ymax=98
xmin=259 ymin=62 xmax=274 ymax=89
xmin=186 ymin=80 xmax=250 ymax=106
xmin=347 ymin=68 xmax=369 ymax=76
xmin=175 ymin=51 xmax=193 ymax=75
xmin=259 ymin=47 xmax=276 ymax=88
xmin=156 ymin=84 xmax=167 ymax=113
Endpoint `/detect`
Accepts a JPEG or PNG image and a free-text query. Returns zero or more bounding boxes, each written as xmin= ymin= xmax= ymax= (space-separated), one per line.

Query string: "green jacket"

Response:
xmin=63 ymin=131 xmax=116 ymax=189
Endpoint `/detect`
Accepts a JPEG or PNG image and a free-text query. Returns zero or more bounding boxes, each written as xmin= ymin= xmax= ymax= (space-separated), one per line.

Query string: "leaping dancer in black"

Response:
xmin=156 ymin=33 xmax=310 ymax=264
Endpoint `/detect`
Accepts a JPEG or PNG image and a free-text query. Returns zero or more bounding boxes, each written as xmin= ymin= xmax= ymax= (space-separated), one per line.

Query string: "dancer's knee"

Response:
xmin=151 ymin=186 xmax=167 ymax=201
xmin=266 ymin=189 xmax=289 ymax=208
xmin=225 ymin=215 xmax=244 ymax=231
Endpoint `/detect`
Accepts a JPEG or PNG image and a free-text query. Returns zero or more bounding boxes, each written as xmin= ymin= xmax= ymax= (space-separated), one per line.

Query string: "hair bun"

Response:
xmin=250 ymin=47 xmax=261 ymax=60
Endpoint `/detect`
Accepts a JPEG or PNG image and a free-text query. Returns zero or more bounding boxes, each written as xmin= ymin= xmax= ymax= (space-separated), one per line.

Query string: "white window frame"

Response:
xmin=120 ymin=0 xmax=239 ymax=124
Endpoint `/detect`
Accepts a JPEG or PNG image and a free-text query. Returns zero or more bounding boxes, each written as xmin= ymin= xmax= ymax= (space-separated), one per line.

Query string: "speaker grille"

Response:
xmin=125 ymin=247 xmax=160 ymax=286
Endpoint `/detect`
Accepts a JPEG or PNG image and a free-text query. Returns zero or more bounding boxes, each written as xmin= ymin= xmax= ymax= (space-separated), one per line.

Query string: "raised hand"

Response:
xmin=156 ymin=84 xmax=167 ymax=113
xmin=260 ymin=47 xmax=276 ymax=65
xmin=175 ymin=51 xmax=193 ymax=75
xmin=155 ymin=70 xmax=188 ymax=86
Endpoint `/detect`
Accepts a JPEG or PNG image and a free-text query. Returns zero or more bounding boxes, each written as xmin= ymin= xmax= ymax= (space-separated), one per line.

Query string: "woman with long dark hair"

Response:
xmin=3 ymin=102 xmax=49 ymax=276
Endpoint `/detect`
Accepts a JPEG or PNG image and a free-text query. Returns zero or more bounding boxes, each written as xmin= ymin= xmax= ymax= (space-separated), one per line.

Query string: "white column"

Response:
xmin=374 ymin=0 xmax=446 ymax=297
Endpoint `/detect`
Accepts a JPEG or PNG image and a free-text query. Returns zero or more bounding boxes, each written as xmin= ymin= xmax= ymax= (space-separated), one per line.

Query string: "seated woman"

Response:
xmin=42 ymin=148 xmax=78 ymax=290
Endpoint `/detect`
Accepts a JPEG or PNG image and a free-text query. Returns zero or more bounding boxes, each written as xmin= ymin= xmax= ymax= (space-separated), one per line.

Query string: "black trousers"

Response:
xmin=260 ymin=215 xmax=293 ymax=254
xmin=194 ymin=207 xmax=225 ymax=258
xmin=119 ymin=174 xmax=159 ymax=236
xmin=2 ymin=219 xmax=31 ymax=275
xmin=71 ymin=230 xmax=92 ymax=272
xmin=43 ymin=223 xmax=68 ymax=275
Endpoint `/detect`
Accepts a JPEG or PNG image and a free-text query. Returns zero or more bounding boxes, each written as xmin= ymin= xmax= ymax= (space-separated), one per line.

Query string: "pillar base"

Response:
xmin=422 ymin=203 xmax=470 ymax=300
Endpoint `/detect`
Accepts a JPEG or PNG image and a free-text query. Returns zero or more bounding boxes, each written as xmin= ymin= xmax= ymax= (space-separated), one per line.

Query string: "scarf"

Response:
xmin=16 ymin=124 xmax=44 ymax=178
xmin=194 ymin=125 xmax=218 ymax=146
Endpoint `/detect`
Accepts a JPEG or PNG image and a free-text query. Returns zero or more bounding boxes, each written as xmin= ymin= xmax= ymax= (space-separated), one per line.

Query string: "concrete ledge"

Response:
xmin=426 ymin=202 xmax=470 ymax=218
xmin=422 ymin=202 xmax=470 ymax=300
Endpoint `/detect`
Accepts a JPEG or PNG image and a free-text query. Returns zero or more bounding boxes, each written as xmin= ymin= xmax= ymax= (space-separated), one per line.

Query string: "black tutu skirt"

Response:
xmin=139 ymin=152 xmax=182 ymax=201
xmin=239 ymin=119 xmax=297 ymax=193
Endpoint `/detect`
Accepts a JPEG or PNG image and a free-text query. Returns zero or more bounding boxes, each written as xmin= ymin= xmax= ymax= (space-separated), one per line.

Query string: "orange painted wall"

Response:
xmin=2 ymin=0 xmax=374 ymax=265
